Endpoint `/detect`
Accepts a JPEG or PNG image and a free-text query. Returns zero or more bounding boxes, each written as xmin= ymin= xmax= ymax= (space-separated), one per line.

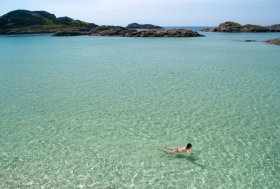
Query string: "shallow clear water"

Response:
xmin=0 ymin=32 xmax=280 ymax=188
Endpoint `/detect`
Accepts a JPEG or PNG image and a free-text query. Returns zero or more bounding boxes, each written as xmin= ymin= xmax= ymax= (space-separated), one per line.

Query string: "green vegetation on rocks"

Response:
xmin=126 ymin=23 xmax=162 ymax=29
xmin=202 ymin=21 xmax=280 ymax=32
xmin=218 ymin=22 xmax=242 ymax=32
xmin=0 ymin=10 xmax=97 ymax=34
xmin=219 ymin=21 xmax=242 ymax=28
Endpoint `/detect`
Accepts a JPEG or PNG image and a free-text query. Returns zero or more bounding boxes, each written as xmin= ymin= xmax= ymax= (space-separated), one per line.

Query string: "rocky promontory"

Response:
xmin=0 ymin=10 xmax=97 ymax=34
xmin=53 ymin=26 xmax=204 ymax=37
xmin=202 ymin=22 xmax=280 ymax=32
xmin=126 ymin=23 xmax=162 ymax=29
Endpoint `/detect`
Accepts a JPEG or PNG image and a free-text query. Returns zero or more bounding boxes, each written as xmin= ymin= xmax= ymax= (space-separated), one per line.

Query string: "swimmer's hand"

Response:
xmin=186 ymin=150 xmax=192 ymax=156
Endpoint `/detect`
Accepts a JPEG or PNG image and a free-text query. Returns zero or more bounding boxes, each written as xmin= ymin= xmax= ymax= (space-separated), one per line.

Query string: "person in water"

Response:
xmin=159 ymin=143 xmax=193 ymax=156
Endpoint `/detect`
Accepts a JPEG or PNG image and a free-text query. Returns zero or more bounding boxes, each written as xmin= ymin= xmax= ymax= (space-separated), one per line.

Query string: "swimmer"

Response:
xmin=158 ymin=143 xmax=193 ymax=156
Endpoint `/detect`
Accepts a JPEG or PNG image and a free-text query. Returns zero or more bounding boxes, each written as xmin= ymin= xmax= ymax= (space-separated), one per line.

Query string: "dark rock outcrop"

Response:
xmin=201 ymin=28 xmax=215 ymax=32
xmin=52 ymin=30 xmax=87 ymax=36
xmin=126 ymin=23 xmax=162 ymax=29
xmin=54 ymin=26 xmax=204 ymax=37
xmin=201 ymin=21 xmax=280 ymax=32
xmin=243 ymin=40 xmax=256 ymax=42
xmin=241 ymin=24 xmax=269 ymax=32
xmin=0 ymin=10 xmax=97 ymax=34
xmin=266 ymin=38 xmax=280 ymax=45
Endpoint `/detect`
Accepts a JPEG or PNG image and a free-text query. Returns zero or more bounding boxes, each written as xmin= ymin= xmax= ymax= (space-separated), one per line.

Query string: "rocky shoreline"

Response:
xmin=0 ymin=10 xmax=203 ymax=38
xmin=202 ymin=22 xmax=280 ymax=32
xmin=1 ymin=10 xmax=279 ymax=40
xmin=53 ymin=26 xmax=204 ymax=37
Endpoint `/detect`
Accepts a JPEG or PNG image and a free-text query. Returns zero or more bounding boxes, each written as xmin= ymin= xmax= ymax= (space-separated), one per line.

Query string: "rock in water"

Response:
xmin=266 ymin=38 xmax=280 ymax=45
xmin=243 ymin=40 xmax=256 ymax=42
xmin=88 ymin=27 xmax=204 ymax=37
xmin=126 ymin=23 xmax=162 ymax=29
xmin=201 ymin=21 xmax=280 ymax=32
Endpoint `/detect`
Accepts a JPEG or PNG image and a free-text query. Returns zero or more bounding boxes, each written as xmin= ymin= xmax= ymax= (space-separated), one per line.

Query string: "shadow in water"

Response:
xmin=165 ymin=153 xmax=206 ymax=169
xmin=185 ymin=155 xmax=205 ymax=169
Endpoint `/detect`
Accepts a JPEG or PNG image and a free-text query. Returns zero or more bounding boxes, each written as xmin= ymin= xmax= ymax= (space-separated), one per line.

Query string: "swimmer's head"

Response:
xmin=186 ymin=143 xmax=192 ymax=150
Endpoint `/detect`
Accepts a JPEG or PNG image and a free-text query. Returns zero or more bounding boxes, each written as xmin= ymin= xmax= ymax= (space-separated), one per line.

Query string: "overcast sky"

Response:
xmin=0 ymin=0 xmax=279 ymax=26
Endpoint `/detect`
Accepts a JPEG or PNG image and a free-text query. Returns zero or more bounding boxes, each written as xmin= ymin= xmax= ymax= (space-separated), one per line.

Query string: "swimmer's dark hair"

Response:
xmin=186 ymin=143 xmax=192 ymax=149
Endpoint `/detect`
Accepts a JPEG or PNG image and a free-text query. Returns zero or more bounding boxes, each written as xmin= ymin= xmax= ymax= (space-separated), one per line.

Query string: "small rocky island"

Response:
xmin=202 ymin=21 xmax=280 ymax=32
xmin=0 ymin=10 xmax=203 ymax=37
xmin=126 ymin=23 xmax=162 ymax=29
xmin=53 ymin=26 xmax=203 ymax=37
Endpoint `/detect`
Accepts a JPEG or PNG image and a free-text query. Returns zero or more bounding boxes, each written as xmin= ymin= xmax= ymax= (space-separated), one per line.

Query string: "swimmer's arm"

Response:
xmin=186 ymin=150 xmax=192 ymax=156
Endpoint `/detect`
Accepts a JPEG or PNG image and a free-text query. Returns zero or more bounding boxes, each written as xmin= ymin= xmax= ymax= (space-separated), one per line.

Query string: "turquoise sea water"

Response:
xmin=0 ymin=32 xmax=280 ymax=188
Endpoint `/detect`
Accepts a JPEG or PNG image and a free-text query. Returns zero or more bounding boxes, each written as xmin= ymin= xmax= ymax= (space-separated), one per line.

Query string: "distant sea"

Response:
xmin=0 ymin=31 xmax=280 ymax=188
